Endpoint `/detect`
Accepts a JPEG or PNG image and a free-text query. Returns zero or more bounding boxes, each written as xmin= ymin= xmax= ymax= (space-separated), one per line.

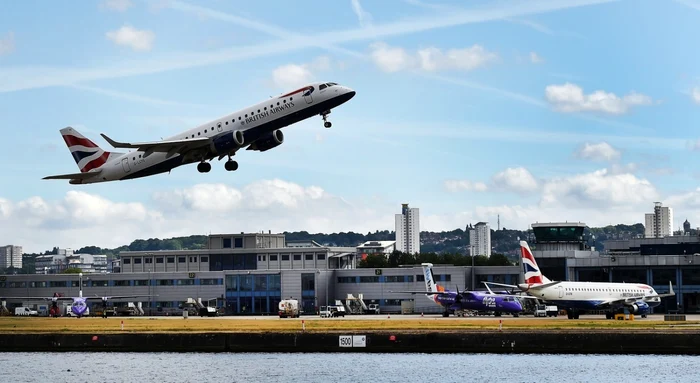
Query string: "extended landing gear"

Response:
xmin=566 ymin=309 xmax=580 ymax=319
xmin=322 ymin=110 xmax=332 ymax=128
xmin=197 ymin=162 xmax=211 ymax=173
xmin=224 ymin=160 xmax=238 ymax=171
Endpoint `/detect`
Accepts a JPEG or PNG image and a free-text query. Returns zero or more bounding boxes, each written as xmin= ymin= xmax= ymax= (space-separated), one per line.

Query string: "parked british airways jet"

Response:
xmin=390 ymin=263 xmax=530 ymax=317
xmin=485 ymin=241 xmax=675 ymax=319
xmin=43 ymin=82 xmax=355 ymax=184
xmin=0 ymin=273 xmax=155 ymax=318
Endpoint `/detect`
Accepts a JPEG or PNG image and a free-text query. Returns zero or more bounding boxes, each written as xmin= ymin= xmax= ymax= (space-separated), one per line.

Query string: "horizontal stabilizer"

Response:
xmin=43 ymin=169 xmax=102 ymax=180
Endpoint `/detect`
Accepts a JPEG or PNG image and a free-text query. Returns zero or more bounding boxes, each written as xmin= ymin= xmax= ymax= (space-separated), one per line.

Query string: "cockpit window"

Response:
xmin=319 ymin=84 xmax=327 ymax=90
xmin=328 ymin=82 xmax=337 ymax=86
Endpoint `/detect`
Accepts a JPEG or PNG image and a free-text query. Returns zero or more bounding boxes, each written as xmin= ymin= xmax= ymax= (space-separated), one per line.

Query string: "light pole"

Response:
xmin=148 ymin=267 xmax=151 ymax=316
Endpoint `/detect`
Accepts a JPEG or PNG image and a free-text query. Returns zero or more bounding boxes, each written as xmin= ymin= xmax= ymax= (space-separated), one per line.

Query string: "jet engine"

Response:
xmin=211 ymin=130 xmax=245 ymax=155
xmin=247 ymin=130 xmax=284 ymax=152
xmin=628 ymin=301 xmax=650 ymax=314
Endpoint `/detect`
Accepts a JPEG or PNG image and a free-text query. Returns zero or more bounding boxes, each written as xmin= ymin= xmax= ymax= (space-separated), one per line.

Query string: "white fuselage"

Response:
xmin=526 ymin=281 xmax=661 ymax=310
xmin=85 ymin=83 xmax=354 ymax=183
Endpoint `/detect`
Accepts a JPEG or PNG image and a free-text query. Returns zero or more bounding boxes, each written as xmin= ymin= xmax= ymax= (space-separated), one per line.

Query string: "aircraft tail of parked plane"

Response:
xmin=485 ymin=241 xmax=676 ymax=319
xmin=0 ymin=273 xmax=155 ymax=318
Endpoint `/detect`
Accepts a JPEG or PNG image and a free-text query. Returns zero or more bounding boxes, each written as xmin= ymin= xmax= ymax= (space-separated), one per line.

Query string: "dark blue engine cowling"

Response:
xmin=248 ymin=130 xmax=284 ymax=152
xmin=211 ymin=130 xmax=245 ymax=155
xmin=628 ymin=301 xmax=650 ymax=314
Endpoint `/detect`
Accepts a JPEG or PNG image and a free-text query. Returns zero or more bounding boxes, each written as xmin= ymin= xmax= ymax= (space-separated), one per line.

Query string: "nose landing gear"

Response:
xmin=321 ymin=110 xmax=332 ymax=128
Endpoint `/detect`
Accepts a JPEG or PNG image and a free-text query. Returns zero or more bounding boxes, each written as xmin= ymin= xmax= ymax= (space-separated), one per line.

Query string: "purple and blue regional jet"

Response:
xmin=390 ymin=263 xmax=531 ymax=317
xmin=1 ymin=273 xmax=155 ymax=318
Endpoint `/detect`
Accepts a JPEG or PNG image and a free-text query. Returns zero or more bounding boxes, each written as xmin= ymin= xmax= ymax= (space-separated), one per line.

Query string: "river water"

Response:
xmin=0 ymin=352 xmax=697 ymax=382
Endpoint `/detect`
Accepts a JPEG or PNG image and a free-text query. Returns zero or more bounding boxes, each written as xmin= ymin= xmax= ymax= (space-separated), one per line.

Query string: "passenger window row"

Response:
xmin=182 ymin=96 xmax=295 ymax=139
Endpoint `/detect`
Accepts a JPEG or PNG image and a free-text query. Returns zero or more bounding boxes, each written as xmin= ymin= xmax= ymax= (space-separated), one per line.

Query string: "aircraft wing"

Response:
xmin=43 ymin=169 xmax=102 ymax=180
xmin=101 ymin=133 xmax=211 ymax=158
xmin=595 ymin=281 xmax=676 ymax=307
xmin=86 ymin=294 xmax=157 ymax=301
xmin=0 ymin=296 xmax=74 ymax=301
xmin=482 ymin=282 xmax=522 ymax=291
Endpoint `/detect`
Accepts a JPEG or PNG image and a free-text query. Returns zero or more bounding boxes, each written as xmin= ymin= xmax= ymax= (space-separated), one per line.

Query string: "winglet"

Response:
xmin=669 ymin=281 xmax=675 ymax=296
xmin=101 ymin=133 xmax=133 ymax=149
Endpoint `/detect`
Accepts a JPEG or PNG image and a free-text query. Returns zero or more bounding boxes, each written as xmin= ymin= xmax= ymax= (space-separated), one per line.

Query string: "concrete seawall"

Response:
xmin=1 ymin=331 xmax=699 ymax=354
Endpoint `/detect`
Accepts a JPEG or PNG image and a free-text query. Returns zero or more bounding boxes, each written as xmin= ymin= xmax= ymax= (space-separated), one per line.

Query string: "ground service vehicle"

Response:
xmin=546 ymin=306 xmax=559 ymax=317
xmin=279 ymin=299 xmax=300 ymax=318
xmin=367 ymin=303 xmax=380 ymax=314
xmin=14 ymin=307 xmax=38 ymax=316
xmin=330 ymin=306 xmax=345 ymax=317
xmin=534 ymin=304 xmax=547 ymax=317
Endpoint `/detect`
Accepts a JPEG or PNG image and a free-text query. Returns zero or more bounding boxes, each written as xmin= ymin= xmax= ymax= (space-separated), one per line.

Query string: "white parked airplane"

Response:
xmin=485 ymin=241 xmax=675 ymax=319
xmin=43 ymin=82 xmax=355 ymax=184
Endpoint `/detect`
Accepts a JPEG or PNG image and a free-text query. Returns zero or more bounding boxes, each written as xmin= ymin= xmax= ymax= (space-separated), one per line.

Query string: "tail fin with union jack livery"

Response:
xmin=60 ymin=127 xmax=122 ymax=172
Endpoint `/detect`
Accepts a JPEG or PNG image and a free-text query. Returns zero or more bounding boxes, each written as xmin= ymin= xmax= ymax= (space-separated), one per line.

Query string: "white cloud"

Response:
xmin=272 ymin=64 xmax=314 ymax=89
xmin=106 ymin=25 xmax=155 ymax=52
xmin=351 ymin=0 xmax=373 ymax=28
xmin=529 ymin=51 xmax=544 ymax=63
xmin=369 ymin=42 xmax=415 ymax=72
xmin=545 ymin=83 xmax=654 ymax=115
xmin=492 ymin=167 xmax=539 ymax=194
xmin=541 ymin=168 xmax=658 ymax=208
xmin=0 ymin=31 xmax=15 ymax=56
xmin=101 ymin=0 xmax=133 ymax=12
xmin=574 ymin=142 xmax=621 ymax=162
xmin=692 ymin=87 xmax=700 ymax=104
xmin=370 ymin=42 xmax=498 ymax=73
xmin=444 ymin=180 xmax=488 ymax=192
xmin=6 ymin=173 xmax=700 ymax=253
xmin=2 ymin=180 xmax=397 ymax=253
xmin=270 ymin=56 xmax=333 ymax=89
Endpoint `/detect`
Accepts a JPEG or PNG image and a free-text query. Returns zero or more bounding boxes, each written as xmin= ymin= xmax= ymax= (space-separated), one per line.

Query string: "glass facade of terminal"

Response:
xmin=225 ymin=274 xmax=281 ymax=314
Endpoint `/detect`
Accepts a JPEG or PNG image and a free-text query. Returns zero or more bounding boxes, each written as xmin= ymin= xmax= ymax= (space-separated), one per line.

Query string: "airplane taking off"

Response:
xmin=43 ymin=82 xmax=356 ymax=184
xmin=485 ymin=241 xmax=676 ymax=319
xmin=390 ymin=263 xmax=532 ymax=317
xmin=0 ymin=273 xmax=155 ymax=318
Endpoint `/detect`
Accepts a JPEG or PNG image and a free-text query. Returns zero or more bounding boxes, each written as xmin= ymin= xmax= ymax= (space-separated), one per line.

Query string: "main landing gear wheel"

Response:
xmin=197 ymin=162 xmax=211 ymax=173
xmin=324 ymin=121 xmax=332 ymax=128
xmin=224 ymin=160 xmax=238 ymax=171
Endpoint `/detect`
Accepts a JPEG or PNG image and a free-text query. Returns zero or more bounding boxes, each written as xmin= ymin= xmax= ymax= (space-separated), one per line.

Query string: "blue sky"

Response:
xmin=2 ymin=0 xmax=700 ymax=252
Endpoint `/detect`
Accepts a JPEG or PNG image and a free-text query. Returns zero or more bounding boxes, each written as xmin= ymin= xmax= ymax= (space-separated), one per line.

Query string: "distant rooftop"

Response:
xmin=531 ymin=222 xmax=588 ymax=228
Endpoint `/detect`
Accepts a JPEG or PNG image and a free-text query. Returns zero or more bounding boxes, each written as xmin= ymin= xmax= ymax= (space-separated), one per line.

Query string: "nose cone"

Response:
xmin=345 ymin=87 xmax=356 ymax=99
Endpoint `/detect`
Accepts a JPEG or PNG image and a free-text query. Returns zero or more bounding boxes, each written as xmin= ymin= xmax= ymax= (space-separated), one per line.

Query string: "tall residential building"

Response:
xmin=395 ymin=203 xmax=420 ymax=254
xmin=644 ymin=202 xmax=673 ymax=238
xmin=469 ymin=222 xmax=491 ymax=257
xmin=0 ymin=245 xmax=23 ymax=269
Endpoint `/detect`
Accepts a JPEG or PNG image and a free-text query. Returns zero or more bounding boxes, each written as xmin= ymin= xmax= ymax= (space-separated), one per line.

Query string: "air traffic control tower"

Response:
xmin=529 ymin=222 xmax=598 ymax=282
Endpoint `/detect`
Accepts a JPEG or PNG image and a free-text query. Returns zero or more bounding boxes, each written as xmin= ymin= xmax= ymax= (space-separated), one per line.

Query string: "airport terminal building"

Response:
xmin=1 ymin=223 xmax=698 ymax=315
xmin=0 ymin=232 xmax=519 ymax=316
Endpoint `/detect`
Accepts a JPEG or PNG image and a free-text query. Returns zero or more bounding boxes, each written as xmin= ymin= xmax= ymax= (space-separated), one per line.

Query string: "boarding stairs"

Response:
xmin=128 ymin=302 xmax=144 ymax=316
xmin=344 ymin=294 xmax=368 ymax=314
